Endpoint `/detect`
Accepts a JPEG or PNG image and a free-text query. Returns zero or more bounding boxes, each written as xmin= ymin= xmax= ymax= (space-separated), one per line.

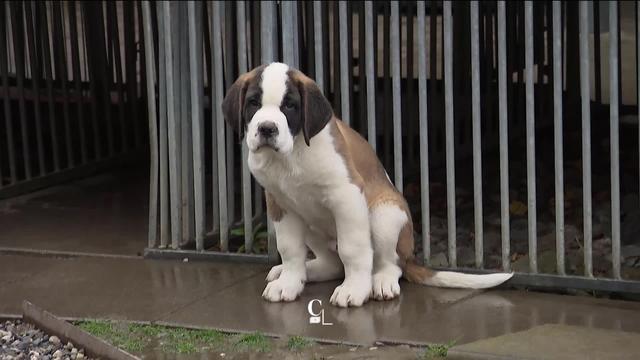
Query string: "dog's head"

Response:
xmin=222 ymin=63 xmax=333 ymax=154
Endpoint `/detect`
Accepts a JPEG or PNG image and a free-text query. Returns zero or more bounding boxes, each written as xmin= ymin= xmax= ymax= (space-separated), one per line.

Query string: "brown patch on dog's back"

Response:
xmin=329 ymin=118 xmax=416 ymax=265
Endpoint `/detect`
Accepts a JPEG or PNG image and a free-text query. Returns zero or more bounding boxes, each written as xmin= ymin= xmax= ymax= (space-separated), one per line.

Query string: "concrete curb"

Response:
xmin=22 ymin=301 xmax=139 ymax=360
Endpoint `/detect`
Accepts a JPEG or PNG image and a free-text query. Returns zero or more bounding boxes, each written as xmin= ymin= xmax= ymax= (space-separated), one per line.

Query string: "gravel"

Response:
xmin=0 ymin=319 xmax=93 ymax=360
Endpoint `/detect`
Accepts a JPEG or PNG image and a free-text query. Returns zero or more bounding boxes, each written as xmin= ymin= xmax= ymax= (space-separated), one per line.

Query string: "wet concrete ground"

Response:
xmin=0 ymin=169 xmax=148 ymax=257
xmin=1 ymin=253 xmax=640 ymax=349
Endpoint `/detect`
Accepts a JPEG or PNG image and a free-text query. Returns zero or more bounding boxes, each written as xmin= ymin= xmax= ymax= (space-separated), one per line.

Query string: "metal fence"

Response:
xmin=116 ymin=1 xmax=640 ymax=294
xmin=0 ymin=2 xmax=147 ymax=199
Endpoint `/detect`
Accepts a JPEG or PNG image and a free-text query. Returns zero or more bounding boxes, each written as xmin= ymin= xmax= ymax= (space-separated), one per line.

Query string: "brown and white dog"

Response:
xmin=222 ymin=63 xmax=513 ymax=308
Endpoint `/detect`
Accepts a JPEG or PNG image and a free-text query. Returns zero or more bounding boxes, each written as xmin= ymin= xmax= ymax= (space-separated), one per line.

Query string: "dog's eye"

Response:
xmin=283 ymin=101 xmax=296 ymax=110
xmin=248 ymin=99 xmax=260 ymax=107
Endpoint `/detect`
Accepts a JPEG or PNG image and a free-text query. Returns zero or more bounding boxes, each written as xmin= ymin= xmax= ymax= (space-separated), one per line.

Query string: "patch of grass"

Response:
xmin=128 ymin=323 xmax=163 ymax=337
xmin=77 ymin=320 xmax=114 ymax=338
xmin=234 ymin=332 xmax=271 ymax=353
xmin=76 ymin=321 xmax=145 ymax=353
xmin=287 ymin=335 xmax=312 ymax=351
xmin=422 ymin=340 xmax=456 ymax=359
xmin=160 ymin=328 xmax=227 ymax=354
xmin=76 ymin=320 xmax=227 ymax=355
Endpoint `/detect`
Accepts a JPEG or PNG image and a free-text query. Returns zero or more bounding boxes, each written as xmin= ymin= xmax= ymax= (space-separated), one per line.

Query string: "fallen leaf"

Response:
xmin=510 ymin=201 xmax=527 ymax=216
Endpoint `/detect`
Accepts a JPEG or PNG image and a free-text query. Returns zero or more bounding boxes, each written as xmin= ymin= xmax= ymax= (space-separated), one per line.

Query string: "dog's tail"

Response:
xmin=402 ymin=261 xmax=513 ymax=289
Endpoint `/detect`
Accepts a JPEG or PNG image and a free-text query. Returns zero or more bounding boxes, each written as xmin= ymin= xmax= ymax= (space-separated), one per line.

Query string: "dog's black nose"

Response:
xmin=258 ymin=122 xmax=278 ymax=138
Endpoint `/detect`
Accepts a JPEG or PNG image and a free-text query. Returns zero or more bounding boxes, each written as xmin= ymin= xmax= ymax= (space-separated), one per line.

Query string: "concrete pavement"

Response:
xmin=1 ymin=253 xmax=640 ymax=358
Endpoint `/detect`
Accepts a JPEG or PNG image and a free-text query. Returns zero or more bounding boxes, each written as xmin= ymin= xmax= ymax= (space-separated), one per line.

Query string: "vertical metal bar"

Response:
xmin=68 ymin=1 xmax=87 ymax=165
xmin=313 ymin=1 xmax=324 ymax=93
xmin=405 ymin=2 xmax=415 ymax=168
xmin=443 ymin=1 xmax=456 ymax=268
xmin=261 ymin=2 xmax=276 ymax=64
xmin=554 ymin=0 xmax=566 ymax=276
xmin=107 ymin=2 xmax=127 ymax=154
xmin=579 ymin=1 xmax=592 ymax=277
xmin=292 ymin=2 xmax=299 ymax=68
xmin=247 ymin=3 xmax=261 ymax=217
xmin=429 ymin=0 xmax=437 ymax=159
xmin=81 ymin=2 xmax=101 ymax=161
xmin=24 ymin=3 xmax=46 ymax=176
xmin=261 ymin=1 xmax=277 ymax=262
xmin=365 ymin=1 xmax=376 ymax=150
xmin=52 ymin=2 xmax=73 ymax=169
xmin=281 ymin=1 xmax=299 ymax=68
xmin=188 ymin=0 xmax=205 ymax=251
xmin=203 ymin=4 xmax=220 ymax=237
xmin=40 ymin=2 xmax=60 ymax=172
xmin=236 ymin=0 xmax=253 ymax=253
xmin=357 ymin=2 xmax=366 ymax=137
xmin=281 ymin=1 xmax=295 ymax=65
xmin=163 ymin=1 xmax=183 ymax=249
xmin=97 ymin=2 xmax=115 ymax=159
xmin=180 ymin=3 xmax=194 ymax=244
xmin=212 ymin=0 xmax=228 ymax=252
xmin=471 ymin=1 xmax=483 ymax=269
xmin=223 ymin=2 xmax=236 ymax=238
xmin=417 ymin=1 xmax=430 ymax=266
xmin=594 ymin=3 xmax=601 ymax=104
xmin=0 ymin=3 xmax=17 ymax=184
xmin=123 ymin=2 xmax=141 ymax=149
xmin=498 ymin=0 xmax=510 ymax=271
xmin=609 ymin=0 xmax=621 ymax=279
xmin=142 ymin=1 xmax=159 ymax=249
xmin=391 ymin=1 xmax=402 ymax=194
xmin=524 ymin=1 xmax=537 ymax=274
xmin=383 ymin=3 xmax=391 ymax=169
xmin=12 ymin=2 xmax=32 ymax=180
xmin=157 ymin=3 xmax=169 ymax=248
xmin=339 ymin=0 xmax=350 ymax=125
xmin=138 ymin=2 xmax=149 ymax=151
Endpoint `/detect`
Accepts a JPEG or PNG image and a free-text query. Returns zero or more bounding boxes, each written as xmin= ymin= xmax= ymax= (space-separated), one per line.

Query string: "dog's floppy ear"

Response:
xmin=296 ymin=74 xmax=333 ymax=146
xmin=222 ymin=73 xmax=250 ymax=140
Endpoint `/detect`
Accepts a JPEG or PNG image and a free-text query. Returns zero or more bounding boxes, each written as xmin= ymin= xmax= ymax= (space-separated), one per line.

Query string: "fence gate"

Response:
xmin=141 ymin=1 xmax=640 ymax=295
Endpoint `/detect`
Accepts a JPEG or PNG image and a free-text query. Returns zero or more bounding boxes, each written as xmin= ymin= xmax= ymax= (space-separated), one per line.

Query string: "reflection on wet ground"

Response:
xmin=1 ymin=254 xmax=639 ymax=348
xmin=0 ymin=168 xmax=148 ymax=256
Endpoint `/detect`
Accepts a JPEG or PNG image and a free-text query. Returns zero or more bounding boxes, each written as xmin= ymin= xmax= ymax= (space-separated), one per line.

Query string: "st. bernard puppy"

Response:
xmin=222 ymin=62 xmax=513 ymax=308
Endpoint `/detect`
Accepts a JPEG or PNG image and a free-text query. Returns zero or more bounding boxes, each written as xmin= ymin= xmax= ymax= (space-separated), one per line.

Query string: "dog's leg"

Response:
xmin=266 ymin=230 xmax=343 ymax=283
xmin=370 ymin=204 xmax=406 ymax=300
xmin=262 ymin=211 xmax=308 ymax=302
xmin=305 ymin=230 xmax=344 ymax=282
xmin=328 ymin=184 xmax=373 ymax=307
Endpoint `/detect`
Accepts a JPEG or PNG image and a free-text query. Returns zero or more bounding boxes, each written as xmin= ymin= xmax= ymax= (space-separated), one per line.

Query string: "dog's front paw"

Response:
xmin=262 ymin=276 xmax=305 ymax=302
xmin=371 ymin=273 xmax=401 ymax=301
xmin=330 ymin=277 xmax=372 ymax=307
xmin=265 ymin=264 xmax=284 ymax=282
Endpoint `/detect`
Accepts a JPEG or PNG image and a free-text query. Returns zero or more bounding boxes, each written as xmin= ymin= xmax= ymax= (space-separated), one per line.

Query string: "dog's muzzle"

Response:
xmin=255 ymin=121 xmax=279 ymax=151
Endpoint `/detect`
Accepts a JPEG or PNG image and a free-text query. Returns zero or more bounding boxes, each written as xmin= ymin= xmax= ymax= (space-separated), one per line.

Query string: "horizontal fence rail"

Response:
xmin=131 ymin=1 xmax=640 ymax=294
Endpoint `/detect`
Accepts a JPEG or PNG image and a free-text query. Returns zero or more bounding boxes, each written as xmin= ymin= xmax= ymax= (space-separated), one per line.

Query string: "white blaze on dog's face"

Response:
xmin=222 ymin=63 xmax=333 ymax=155
xmin=246 ymin=63 xmax=296 ymax=153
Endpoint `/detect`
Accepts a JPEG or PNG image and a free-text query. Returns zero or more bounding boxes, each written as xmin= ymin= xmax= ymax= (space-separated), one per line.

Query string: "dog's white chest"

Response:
xmin=250 ymin=153 xmax=334 ymax=233
xmin=247 ymin=131 xmax=350 ymax=237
